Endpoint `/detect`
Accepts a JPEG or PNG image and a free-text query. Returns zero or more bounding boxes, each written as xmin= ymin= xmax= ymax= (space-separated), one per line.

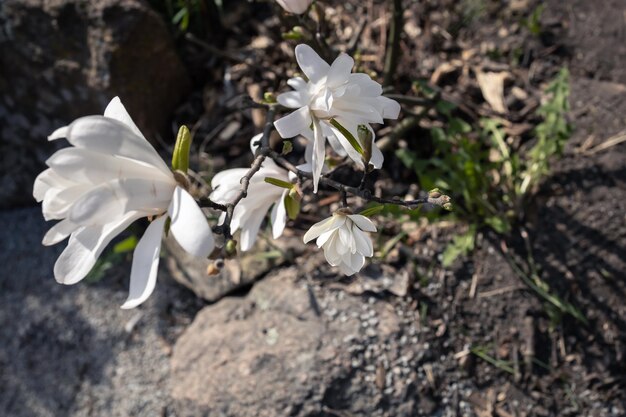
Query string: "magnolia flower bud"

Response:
xmin=357 ymin=124 xmax=373 ymax=168
xmin=276 ymin=0 xmax=312 ymax=14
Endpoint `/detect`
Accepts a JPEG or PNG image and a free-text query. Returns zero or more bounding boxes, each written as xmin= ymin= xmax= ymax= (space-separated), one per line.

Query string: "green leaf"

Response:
xmin=329 ymin=119 xmax=364 ymax=155
xmin=359 ymin=203 xmax=385 ymax=217
xmin=172 ymin=125 xmax=192 ymax=172
xmin=485 ymin=216 xmax=510 ymax=234
xmin=113 ymin=235 xmax=138 ymax=254
xmin=448 ymin=117 xmax=472 ymax=135
xmin=264 ymin=177 xmax=294 ymax=189
xmin=435 ymin=100 xmax=456 ymax=116
xmin=441 ymin=225 xmax=476 ymax=267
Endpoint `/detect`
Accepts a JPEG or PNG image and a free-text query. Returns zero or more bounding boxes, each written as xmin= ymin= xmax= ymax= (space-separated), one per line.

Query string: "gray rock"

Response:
xmin=164 ymin=234 xmax=305 ymax=302
xmin=0 ymin=206 xmax=201 ymax=417
xmin=0 ymin=0 xmax=190 ymax=208
xmin=170 ymin=267 xmax=422 ymax=417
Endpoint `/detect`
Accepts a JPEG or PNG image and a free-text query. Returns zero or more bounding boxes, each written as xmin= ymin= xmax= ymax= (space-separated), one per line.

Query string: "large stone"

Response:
xmin=170 ymin=267 xmax=427 ymax=416
xmin=0 ymin=0 xmax=190 ymax=208
xmin=164 ymin=234 xmax=305 ymax=302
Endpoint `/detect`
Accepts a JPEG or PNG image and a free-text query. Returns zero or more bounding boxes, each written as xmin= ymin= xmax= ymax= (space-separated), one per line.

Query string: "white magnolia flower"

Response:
xmin=210 ymin=134 xmax=294 ymax=251
xmin=274 ymin=44 xmax=401 ymax=192
xmin=34 ymin=97 xmax=215 ymax=309
xmin=303 ymin=210 xmax=376 ymax=276
xmin=276 ymin=0 xmax=312 ymax=14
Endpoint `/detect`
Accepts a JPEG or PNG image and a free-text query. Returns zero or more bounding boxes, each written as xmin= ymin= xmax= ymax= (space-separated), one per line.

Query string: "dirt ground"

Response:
xmin=1 ymin=1 xmax=625 ymax=416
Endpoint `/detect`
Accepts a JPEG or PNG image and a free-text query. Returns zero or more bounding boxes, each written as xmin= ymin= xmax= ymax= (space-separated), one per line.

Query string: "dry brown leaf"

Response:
xmin=476 ymin=70 xmax=510 ymax=114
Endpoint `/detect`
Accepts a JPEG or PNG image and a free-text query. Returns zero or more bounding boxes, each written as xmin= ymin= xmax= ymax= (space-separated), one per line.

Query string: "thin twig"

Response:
xmin=217 ymin=107 xmax=277 ymax=239
xmin=184 ymin=33 xmax=267 ymax=73
xmin=384 ymin=94 xmax=433 ymax=107
xmin=347 ymin=17 xmax=368 ymax=55
xmin=268 ymin=150 xmax=449 ymax=209
xmin=383 ymin=0 xmax=403 ymax=86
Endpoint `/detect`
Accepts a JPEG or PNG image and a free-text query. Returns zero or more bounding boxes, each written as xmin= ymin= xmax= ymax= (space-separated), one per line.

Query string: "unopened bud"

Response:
xmin=281 ymin=140 xmax=293 ymax=155
xmin=288 ymin=186 xmax=302 ymax=202
xmin=172 ymin=125 xmax=192 ymax=173
xmin=284 ymin=187 xmax=302 ymax=220
xmin=225 ymin=239 xmax=237 ymax=256
xmin=443 ymin=202 xmax=453 ymax=211
xmin=428 ymin=188 xmax=442 ymax=199
xmin=263 ymin=92 xmax=277 ymax=104
xmin=357 ymin=124 xmax=373 ymax=167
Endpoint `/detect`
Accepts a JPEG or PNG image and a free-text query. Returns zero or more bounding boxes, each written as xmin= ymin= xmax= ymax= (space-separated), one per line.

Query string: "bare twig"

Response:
xmin=383 ymin=0 xmax=403 ymax=86
xmin=347 ymin=17 xmax=368 ymax=56
xmin=215 ymin=107 xmax=277 ymax=239
xmin=267 ymin=150 xmax=449 ymax=209
xmin=184 ymin=33 xmax=268 ymax=73
xmin=384 ymin=94 xmax=433 ymax=107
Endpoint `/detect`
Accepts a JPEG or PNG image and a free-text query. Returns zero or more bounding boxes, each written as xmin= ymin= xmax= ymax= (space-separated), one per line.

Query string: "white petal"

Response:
xmin=327 ymin=53 xmax=354 ymax=88
xmin=54 ymin=211 xmax=144 ymax=284
xmin=303 ymin=216 xmax=333 ymax=243
xmin=348 ymin=73 xmax=383 ymax=97
xmin=69 ymin=178 xmax=174 ymax=226
xmin=62 ymin=116 xmax=171 ymax=175
xmin=274 ymin=106 xmax=312 ymax=139
xmin=276 ymin=0 xmax=310 ymax=14
xmin=239 ymin=206 xmax=268 ymax=251
xmin=249 ymin=133 xmax=263 ymax=154
xmin=335 ymin=230 xmax=350 ymax=255
xmin=168 ymin=187 xmax=214 ymax=258
xmin=287 ymin=77 xmax=307 ymax=90
xmin=322 ymin=233 xmax=343 ymax=266
xmin=104 ymin=96 xmax=144 ymax=138
xmin=229 ymin=193 xmax=273 ymax=233
xmin=33 ymin=168 xmax=76 ymax=202
xmin=310 ymin=87 xmax=333 ymax=113
xmin=121 ymin=215 xmax=167 ymax=309
xmin=326 ymin=131 xmax=347 ymax=156
xmin=370 ymin=140 xmax=384 ymax=169
xmin=46 ymin=147 xmax=173 ymax=185
xmin=377 ymin=96 xmax=401 ymax=119
xmin=311 ymin=118 xmax=326 ymax=193
xmin=327 ymin=119 xmax=363 ymax=167
xmin=304 ymin=214 xmax=346 ymax=243
xmin=43 ymin=219 xmax=79 ymax=246
xmin=48 ymin=126 xmax=69 ymax=141
xmin=270 ymin=190 xmax=288 ymax=239
xmin=277 ymin=91 xmax=306 ymax=108
xmin=316 ymin=229 xmax=335 ymax=247
xmin=42 ymin=183 xmax=92 ymax=221
xmin=340 ymin=252 xmax=365 ymax=276
xmin=352 ymin=224 xmax=373 ymax=257
xmin=333 ymin=101 xmax=383 ymax=124
xmin=295 ymin=44 xmax=330 ymax=83
xmin=210 ymin=168 xmax=250 ymax=204
xmin=347 ymin=214 xmax=377 ymax=232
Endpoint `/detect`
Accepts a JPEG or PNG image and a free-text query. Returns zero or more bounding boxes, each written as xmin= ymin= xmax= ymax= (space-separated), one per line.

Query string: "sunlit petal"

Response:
xmin=121 ymin=216 xmax=167 ymax=309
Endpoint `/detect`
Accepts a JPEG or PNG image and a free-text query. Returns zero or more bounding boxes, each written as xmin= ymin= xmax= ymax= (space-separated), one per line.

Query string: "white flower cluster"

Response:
xmin=274 ymin=44 xmax=400 ymax=192
xmin=35 ymin=43 xmax=399 ymax=308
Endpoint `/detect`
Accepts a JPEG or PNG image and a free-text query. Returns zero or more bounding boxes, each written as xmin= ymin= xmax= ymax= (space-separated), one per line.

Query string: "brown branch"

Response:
xmin=267 ymin=150 xmax=449 ymax=209
xmin=383 ymin=0 xmax=403 ymax=87
xmin=215 ymin=106 xmax=276 ymax=239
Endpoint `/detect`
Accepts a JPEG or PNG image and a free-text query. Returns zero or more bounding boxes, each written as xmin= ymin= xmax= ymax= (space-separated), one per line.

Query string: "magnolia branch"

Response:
xmin=202 ymin=107 xmax=276 ymax=240
xmin=266 ymin=150 xmax=451 ymax=209
xmin=200 ymin=101 xmax=450 ymax=243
